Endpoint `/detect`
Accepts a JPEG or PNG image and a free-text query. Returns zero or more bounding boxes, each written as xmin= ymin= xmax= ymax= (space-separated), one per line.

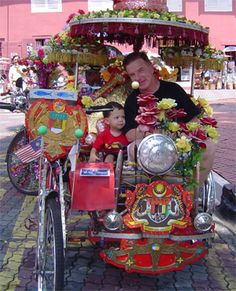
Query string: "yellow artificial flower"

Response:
xmin=157 ymin=98 xmax=177 ymax=110
xmin=203 ymin=105 xmax=213 ymax=117
xmin=81 ymin=95 xmax=93 ymax=108
xmin=190 ymin=97 xmax=199 ymax=106
xmin=158 ymin=111 xmax=166 ymax=121
xmin=168 ymin=122 xmax=180 ymax=132
xmin=197 ymin=97 xmax=209 ymax=108
xmin=205 ymin=126 xmax=219 ymax=142
xmin=196 ymin=96 xmax=214 ymax=116
xmin=186 ymin=122 xmax=200 ymax=131
xmin=175 ymin=136 xmax=191 ymax=153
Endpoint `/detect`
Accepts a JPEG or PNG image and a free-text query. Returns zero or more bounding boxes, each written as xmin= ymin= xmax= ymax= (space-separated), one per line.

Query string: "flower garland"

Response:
xmin=135 ymin=95 xmax=219 ymax=189
xmin=161 ymin=45 xmax=226 ymax=70
xmin=19 ymin=48 xmax=57 ymax=88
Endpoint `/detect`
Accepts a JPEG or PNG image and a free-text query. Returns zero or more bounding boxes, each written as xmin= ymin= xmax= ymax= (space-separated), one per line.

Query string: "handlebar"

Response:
xmin=85 ymin=105 xmax=113 ymax=114
xmin=0 ymin=102 xmax=16 ymax=112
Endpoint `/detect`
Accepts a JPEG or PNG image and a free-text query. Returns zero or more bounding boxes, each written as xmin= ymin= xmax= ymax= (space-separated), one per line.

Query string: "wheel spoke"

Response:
xmin=37 ymin=197 xmax=64 ymax=290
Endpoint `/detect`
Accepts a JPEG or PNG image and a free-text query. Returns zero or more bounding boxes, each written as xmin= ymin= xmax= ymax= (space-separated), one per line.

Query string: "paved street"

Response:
xmin=0 ymin=96 xmax=236 ymax=291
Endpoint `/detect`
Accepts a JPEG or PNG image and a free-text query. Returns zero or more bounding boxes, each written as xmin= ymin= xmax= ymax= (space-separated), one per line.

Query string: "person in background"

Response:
xmin=15 ymin=67 xmax=31 ymax=92
xmin=123 ymin=51 xmax=216 ymax=184
xmin=8 ymin=55 xmax=23 ymax=91
xmin=89 ymin=101 xmax=129 ymax=163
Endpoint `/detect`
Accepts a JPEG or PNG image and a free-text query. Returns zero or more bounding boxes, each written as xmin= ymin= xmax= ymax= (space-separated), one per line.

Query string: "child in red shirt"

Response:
xmin=89 ymin=102 xmax=129 ymax=163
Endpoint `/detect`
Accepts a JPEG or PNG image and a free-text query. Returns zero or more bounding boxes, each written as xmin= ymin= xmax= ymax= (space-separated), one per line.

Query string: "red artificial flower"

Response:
xmin=178 ymin=122 xmax=189 ymax=134
xmin=198 ymin=142 xmax=207 ymax=149
xmin=166 ymin=108 xmax=187 ymax=120
xmin=55 ymin=38 xmax=62 ymax=45
xmin=66 ymin=13 xmax=77 ymax=24
xmin=200 ymin=117 xmax=217 ymax=127
xmin=38 ymin=48 xmax=45 ymax=59
xmin=34 ymin=60 xmax=42 ymax=65
xmin=193 ymin=128 xmax=207 ymax=141
xmin=78 ymin=9 xmax=85 ymax=14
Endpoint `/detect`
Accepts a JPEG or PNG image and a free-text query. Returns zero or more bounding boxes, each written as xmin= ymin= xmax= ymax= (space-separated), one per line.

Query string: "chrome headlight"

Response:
xmin=103 ymin=210 xmax=123 ymax=231
xmin=194 ymin=213 xmax=213 ymax=232
xmin=137 ymin=134 xmax=178 ymax=175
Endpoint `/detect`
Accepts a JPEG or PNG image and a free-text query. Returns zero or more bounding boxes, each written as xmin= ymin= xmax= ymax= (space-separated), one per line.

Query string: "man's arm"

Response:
xmin=126 ymin=128 xmax=143 ymax=142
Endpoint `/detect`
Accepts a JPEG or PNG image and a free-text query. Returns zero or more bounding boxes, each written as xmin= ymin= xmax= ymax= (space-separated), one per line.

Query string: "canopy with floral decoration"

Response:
xmin=69 ymin=4 xmax=209 ymax=51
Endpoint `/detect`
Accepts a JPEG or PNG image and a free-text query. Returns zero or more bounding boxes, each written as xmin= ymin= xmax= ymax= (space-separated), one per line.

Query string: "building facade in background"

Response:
xmin=0 ymin=0 xmax=235 ymax=58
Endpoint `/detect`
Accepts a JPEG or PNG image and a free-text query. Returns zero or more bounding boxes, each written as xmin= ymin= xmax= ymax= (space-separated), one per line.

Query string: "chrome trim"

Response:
xmin=206 ymin=171 xmax=216 ymax=214
xmin=58 ymin=163 xmax=66 ymax=249
xmin=115 ymin=149 xmax=123 ymax=208
xmin=90 ymin=230 xmax=214 ymax=241
xmin=70 ymin=18 xmax=209 ymax=34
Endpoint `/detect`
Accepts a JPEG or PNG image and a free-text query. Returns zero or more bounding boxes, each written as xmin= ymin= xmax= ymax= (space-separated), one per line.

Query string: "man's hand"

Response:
xmin=89 ymin=148 xmax=101 ymax=162
xmin=126 ymin=127 xmax=160 ymax=142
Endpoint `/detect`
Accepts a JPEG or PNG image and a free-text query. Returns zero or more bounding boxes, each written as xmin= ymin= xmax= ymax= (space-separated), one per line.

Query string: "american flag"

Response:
xmin=15 ymin=137 xmax=42 ymax=164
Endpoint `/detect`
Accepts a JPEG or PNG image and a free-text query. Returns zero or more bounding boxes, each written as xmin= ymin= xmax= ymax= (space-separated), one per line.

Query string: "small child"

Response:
xmin=89 ymin=102 xmax=129 ymax=163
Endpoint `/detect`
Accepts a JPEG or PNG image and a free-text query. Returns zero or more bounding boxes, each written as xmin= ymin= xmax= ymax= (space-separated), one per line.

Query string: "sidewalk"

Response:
xmin=178 ymin=82 xmax=236 ymax=185
xmin=194 ymin=89 xmax=236 ymax=185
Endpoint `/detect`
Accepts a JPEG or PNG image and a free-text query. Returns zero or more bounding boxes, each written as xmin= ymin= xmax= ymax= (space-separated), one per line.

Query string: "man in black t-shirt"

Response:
xmin=123 ymin=51 xmax=216 ymax=183
xmin=123 ymin=51 xmax=200 ymax=139
xmin=124 ymin=80 xmax=201 ymax=136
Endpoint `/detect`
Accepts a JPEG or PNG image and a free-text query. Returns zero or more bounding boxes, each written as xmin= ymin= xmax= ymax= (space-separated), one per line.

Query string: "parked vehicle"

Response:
xmin=25 ymin=89 xmax=216 ymax=290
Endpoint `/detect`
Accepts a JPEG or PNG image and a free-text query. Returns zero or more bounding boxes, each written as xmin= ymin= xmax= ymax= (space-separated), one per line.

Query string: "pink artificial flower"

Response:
xmin=135 ymin=115 xmax=156 ymax=125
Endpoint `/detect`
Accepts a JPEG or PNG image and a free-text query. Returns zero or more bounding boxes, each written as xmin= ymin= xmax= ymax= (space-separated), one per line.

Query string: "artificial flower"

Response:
xmin=66 ymin=13 xmax=77 ymax=24
xmin=157 ymin=111 xmax=166 ymax=121
xmin=186 ymin=122 xmax=200 ymax=131
xmin=81 ymin=95 xmax=93 ymax=108
xmin=175 ymin=136 xmax=191 ymax=153
xmin=190 ymin=97 xmax=198 ymax=106
xmin=38 ymin=48 xmax=45 ymax=59
xmin=167 ymin=122 xmax=180 ymax=132
xmin=203 ymin=105 xmax=213 ymax=117
xmin=200 ymin=117 xmax=217 ymax=127
xmin=157 ymin=98 xmax=177 ymax=110
xmin=166 ymin=108 xmax=187 ymax=119
xmin=205 ymin=126 xmax=219 ymax=142
xmin=197 ymin=97 xmax=209 ymax=108
xmin=77 ymin=9 xmax=85 ymax=14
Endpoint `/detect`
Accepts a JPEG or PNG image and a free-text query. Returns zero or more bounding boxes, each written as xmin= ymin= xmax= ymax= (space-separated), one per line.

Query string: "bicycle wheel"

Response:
xmin=37 ymin=196 xmax=64 ymax=291
xmin=6 ymin=128 xmax=39 ymax=195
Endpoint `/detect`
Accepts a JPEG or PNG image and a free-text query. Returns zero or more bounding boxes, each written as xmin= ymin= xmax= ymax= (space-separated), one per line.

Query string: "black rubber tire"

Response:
xmin=38 ymin=197 xmax=64 ymax=291
xmin=6 ymin=128 xmax=38 ymax=195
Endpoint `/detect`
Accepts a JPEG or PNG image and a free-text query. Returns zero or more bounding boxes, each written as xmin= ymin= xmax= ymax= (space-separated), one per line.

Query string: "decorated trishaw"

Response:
xmin=5 ymin=1 xmax=221 ymax=290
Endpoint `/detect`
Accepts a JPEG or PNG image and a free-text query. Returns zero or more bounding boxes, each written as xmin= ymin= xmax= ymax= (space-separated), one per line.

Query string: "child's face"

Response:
xmin=106 ymin=108 xmax=125 ymax=130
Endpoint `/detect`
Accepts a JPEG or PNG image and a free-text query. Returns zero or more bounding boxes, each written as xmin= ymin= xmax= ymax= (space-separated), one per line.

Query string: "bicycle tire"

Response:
xmin=37 ymin=196 xmax=64 ymax=291
xmin=6 ymin=128 xmax=39 ymax=195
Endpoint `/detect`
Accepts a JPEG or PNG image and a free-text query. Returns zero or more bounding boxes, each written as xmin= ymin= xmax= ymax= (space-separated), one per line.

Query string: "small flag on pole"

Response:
xmin=15 ymin=137 xmax=42 ymax=164
xmin=68 ymin=142 xmax=80 ymax=171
